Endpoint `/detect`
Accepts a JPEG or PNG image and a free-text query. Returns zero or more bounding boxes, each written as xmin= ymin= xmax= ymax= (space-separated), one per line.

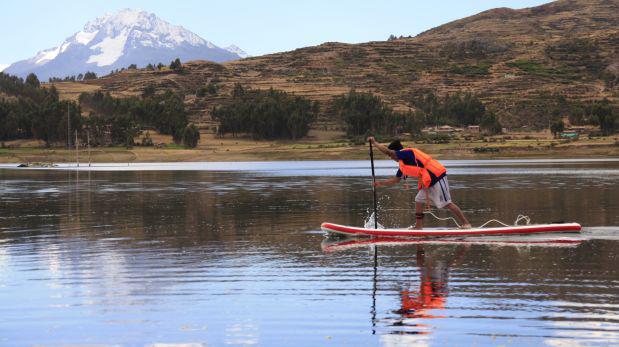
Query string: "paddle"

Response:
xmin=369 ymin=139 xmax=379 ymax=333
xmin=369 ymin=140 xmax=378 ymax=229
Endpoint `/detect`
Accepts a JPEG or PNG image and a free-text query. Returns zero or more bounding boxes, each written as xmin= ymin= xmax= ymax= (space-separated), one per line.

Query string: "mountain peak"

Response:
xmin=82 ymin=8 xmax=207 ymax=51
xmin=85 ymin=8 xmax=151 ymax=29
xmin=4 ymin=9 xmax=244 ymax=80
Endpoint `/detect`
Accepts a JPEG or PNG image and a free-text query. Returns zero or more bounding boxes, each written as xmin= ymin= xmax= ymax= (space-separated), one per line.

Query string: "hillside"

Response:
xmin=55 ymin=0 xmax=619 ymax=131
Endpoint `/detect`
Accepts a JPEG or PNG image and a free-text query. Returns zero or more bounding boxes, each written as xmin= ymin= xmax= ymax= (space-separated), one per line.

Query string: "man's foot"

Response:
xmin=460 ymin=223 xmax=472 ymax=229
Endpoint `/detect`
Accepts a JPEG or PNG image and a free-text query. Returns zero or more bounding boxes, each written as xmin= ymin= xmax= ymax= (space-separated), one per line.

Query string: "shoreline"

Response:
xmin=1 ymin=139 xmax=617 ymax=164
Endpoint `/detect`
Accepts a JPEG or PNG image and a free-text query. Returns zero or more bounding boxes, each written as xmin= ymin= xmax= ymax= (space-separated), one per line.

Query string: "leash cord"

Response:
xmin=424 ymin=210 xmax=531 ymax=229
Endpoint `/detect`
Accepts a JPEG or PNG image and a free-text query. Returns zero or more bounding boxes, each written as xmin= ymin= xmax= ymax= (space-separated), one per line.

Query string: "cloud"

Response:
xmin=0 ymin=64 xmax=9 ymax=72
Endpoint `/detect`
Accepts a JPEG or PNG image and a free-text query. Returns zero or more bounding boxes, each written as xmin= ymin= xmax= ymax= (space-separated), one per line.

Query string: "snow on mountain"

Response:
xmin=87 ymin=30 xmax=129 ymax=66
xmin=0 ymin=64 xmax=9 ymax=72
xmin=224 ymin=45 xmax=250 ymax=59
xmin=4 ymin=9 xmax=244 ymax=80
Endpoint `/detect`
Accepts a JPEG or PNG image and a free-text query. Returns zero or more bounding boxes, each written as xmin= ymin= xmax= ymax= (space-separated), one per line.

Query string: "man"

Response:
xmin=367 ymin=137 xmax=471 ymax=229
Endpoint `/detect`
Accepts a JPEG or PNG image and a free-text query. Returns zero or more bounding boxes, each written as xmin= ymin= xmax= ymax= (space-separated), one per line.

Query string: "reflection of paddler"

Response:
xmin=396 ymin=245 xmax=467 ymax=319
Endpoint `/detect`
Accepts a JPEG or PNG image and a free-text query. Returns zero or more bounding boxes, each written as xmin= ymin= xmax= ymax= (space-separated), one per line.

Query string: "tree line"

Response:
xmin=211 ymin=87 xmax=615 ymax=140
xmin=212 ymin=84 xmax=319 ymax=140
xmin=334 ymin=90 xmax=424 ymax=137
xmin=78 ymin=88 xmax=195 ymax=147
xmin=110 ymin=58 xmax=184 ymax=75
xmin=0 ymin=72 xmax=81 ymax=146
xmin=48 ymin=71 xmax=97 ymax=83
xmin=41 ymin=57 xmax=184 ymax=82
xmin=2 ymin=70 xmax=615 ymax=149
xmin=334 ymin=90 xmax=501 ymax=138
xmin=411 ymin=90 xmax=503 ymax=134
xmin=563 ymin=97 xmax=616 ymax=135
xmin=0 ymin=72 xmax=199 ymax=148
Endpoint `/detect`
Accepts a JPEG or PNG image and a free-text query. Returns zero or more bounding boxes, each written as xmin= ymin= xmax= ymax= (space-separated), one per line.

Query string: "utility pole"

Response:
xmin=87 ymin=130 xmax=91 ymax=167
xmin=75 ymin=130 xmax=79 ymax=167
xmin=67 ymin=103 xmax=71 ymax=148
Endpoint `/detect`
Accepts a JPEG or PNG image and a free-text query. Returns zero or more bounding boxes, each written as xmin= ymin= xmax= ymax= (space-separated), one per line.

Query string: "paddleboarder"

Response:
xmin=367 ymin=137 xmax=471 ymax=229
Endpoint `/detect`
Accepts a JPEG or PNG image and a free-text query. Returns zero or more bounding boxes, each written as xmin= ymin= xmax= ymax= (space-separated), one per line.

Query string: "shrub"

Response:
xmin=182 ymin=124 xmax=200 ymax=148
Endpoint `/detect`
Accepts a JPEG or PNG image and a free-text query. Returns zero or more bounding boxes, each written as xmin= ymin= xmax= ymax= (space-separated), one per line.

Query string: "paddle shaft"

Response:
xmin=369 ymin=141 xmax=378 ymax=229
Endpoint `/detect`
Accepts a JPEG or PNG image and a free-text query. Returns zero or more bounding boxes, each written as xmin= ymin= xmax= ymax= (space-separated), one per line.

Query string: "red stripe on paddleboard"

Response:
xmin=320 ymin=222 xmax=581 ymax=237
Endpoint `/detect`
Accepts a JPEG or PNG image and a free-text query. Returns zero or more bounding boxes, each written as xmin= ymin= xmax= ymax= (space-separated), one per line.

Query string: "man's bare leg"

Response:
xmin=414 ymin=202 xmax=425 ymax=229
xmin=445 ymin=202 xmax=471 ymax=228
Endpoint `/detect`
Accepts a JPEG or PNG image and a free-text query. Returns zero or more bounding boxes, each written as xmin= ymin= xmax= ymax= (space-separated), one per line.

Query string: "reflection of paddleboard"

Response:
xmin=321 ymin=236 xmax=584 ymax=253
xmin=321 ymin=222 xmax=581 ymax=238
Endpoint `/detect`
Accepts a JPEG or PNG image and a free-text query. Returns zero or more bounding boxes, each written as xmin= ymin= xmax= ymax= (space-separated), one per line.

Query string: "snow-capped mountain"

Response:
xmin=4 ymin=9 xmax=245 ymax=80
xmin=223 ymin=45 xmax=250 ymax=59
xmin=0 ymin=64 xmax=8 ymax=72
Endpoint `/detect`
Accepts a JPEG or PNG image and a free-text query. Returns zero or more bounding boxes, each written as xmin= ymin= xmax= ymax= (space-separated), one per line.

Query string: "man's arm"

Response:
xmin=367 ymin=136 xmax=398 ymax=160
xmin=375 ymin=176 xmax=401 ymax=187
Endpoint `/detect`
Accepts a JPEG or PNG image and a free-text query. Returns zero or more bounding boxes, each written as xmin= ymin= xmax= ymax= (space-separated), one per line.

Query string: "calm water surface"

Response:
xmin=1 ymin=159 xmax=618 ymax=346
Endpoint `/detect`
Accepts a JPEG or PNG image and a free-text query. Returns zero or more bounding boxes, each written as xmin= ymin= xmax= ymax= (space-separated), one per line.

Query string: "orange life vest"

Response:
xmin=398 ymin=148 xmax=446 ymax=189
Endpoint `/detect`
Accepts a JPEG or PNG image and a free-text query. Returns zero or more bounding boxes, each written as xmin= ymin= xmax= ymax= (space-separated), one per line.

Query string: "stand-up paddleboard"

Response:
xmin=321 ymin=222 xmax=581 ymax=238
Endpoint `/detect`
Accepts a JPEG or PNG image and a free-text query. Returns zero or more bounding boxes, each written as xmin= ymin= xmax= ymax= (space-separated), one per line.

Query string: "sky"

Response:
xmin=0 ymin=0 xmax=552 ymax=68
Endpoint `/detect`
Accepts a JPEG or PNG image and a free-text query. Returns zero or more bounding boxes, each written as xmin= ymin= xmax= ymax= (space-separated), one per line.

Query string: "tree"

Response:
xmin=335 ymin=90 xmax=409 ymax=137
xmin=146 ymin=63 xmax=155 ymax=71
xmin=128 ymin=64 xmax=137 ymax=70
xmin=550 ymin=120 xmax=565 ymax=138
xmin=169 ymin=58 xmax=182 ymax=72
xmin=78 ymin=89 xmax=188 ymax=146
xmin=0 ymin=73 xmax=88 ymax=145
xmin=213 ymin=85 xmax=318 ymax=140
xmin=83 ymin=71 xmax=97 ymax=80
xmin=480 ymin=112 xmax=502 ymax=135
xmin=142 ymin=85 xmax=156 ymax=98
xmin=156 ymin=63 xmax=164 ymax=70
xmin=25 ymin=73 xmax=40 ymax=88
xmin=110 ymin=113 xmax=138 ymax=148
xmin=388 ymin=34 xmax=397 ymax=41
xmin=588 ymin=99 xmax=615 ymax=135
xmin=141 ymin=131 xmax=154 ymax=146
xmin=182 ymin=124 xmax=200 ymax=148
xmin=206 ymin=83 xmax=218 ymax=95
xmin=412 ymin=91 xmax=485 ymax=126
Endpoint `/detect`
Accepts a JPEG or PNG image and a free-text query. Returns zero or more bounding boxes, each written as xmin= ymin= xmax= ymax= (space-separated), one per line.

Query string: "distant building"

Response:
xmin=437 ymin=125 xmax=456 ymax=133
xmin=567 ymin=126 xmax=588 ymax=134
xmin=560 ymin=131 xmax=580 ymax=140
xmin=466 ymin=125 xmax=480 ymax=133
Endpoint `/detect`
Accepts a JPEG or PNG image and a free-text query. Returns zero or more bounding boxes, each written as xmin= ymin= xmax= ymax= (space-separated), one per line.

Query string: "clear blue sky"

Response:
xmin=0 ymin=0 xmax=551 ymax=65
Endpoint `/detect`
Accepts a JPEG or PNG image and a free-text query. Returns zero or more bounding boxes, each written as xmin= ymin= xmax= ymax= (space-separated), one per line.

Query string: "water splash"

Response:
xmin=364 ymin=212 xmax=385 ymax=229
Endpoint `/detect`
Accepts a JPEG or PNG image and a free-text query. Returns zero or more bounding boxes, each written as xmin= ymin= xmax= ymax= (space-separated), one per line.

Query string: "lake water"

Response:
xmin=1 ymin=159 xmax=618 ymax=346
